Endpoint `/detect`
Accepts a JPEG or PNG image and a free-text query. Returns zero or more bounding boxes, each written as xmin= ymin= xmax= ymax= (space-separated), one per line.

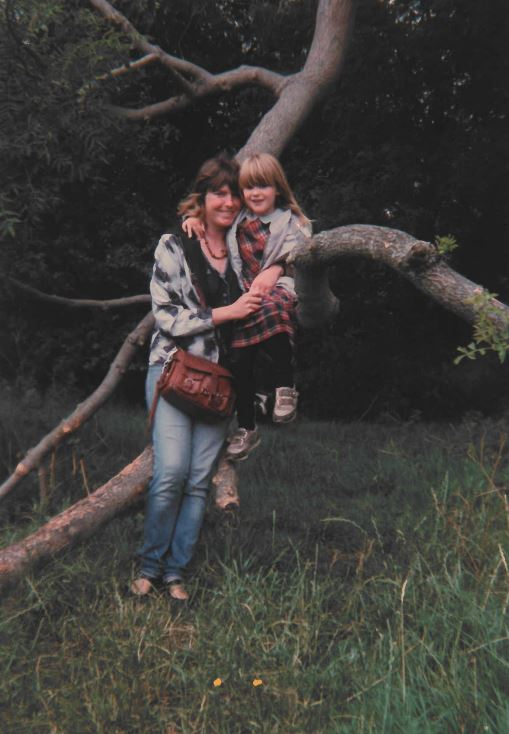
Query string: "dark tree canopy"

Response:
xmin=1 ymin=0 xmax=508 ymax=418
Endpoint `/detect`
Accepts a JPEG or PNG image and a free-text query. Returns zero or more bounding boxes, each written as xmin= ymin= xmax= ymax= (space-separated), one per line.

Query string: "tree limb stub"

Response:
xmin=7 ymin=277 xmax=151 ymax=309
xmin=289 ymin=225 xmax=509 ymax=327
xmin=0 ymin=447 xmax=152 ymax=594
xmin=212 ymin=455 xmax=240 ymax=511
xmin=0 ymin=311 xmax=155 ymax=501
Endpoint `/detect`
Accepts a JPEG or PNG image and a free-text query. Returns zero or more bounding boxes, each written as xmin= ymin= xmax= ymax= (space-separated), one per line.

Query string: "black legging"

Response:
xmin=229 ymin=333 xmax=293 ymax=430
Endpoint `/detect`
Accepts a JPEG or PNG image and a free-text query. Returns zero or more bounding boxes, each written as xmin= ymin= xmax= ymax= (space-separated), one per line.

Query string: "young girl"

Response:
xmin=185 ymin=153 xmax=311 ymax=461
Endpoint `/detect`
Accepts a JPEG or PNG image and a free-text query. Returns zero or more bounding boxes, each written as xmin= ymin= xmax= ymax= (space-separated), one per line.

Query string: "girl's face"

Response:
xmin=242 ymin=183 xmax=277 ymax=217
xmin=204 ymin=185 xmax=241 ymax=230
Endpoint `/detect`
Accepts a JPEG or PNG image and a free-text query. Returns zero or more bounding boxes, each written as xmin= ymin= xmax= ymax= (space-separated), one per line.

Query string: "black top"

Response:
xmin=180 ymin=235 xmax=242 ymax=364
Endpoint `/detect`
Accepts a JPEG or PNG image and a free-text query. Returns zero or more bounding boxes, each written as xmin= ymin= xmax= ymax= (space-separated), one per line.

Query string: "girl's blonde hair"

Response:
xmin=239 ymin=153 xmax=309 ymax=225
xmin=178 ymin=154 xmax=240 ymax=220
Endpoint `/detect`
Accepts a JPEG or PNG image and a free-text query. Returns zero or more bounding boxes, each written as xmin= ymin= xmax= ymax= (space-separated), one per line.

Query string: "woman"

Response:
xmin=131 ymin=155 xmax=261 ymax=599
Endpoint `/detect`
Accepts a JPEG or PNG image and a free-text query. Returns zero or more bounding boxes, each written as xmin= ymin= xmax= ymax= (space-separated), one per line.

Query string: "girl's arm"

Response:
xmin=249 ymin=263 xmax=284 ymax=296
xmin=182 ymin=217 xmax=206 ymax=241
xmin=249 ymin=214 xmax=311 ymax=294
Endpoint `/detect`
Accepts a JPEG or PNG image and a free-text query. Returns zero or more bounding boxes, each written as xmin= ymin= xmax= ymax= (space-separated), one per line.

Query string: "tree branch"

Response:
xmin=112 ymin=63 xmax=285 ymax=121
xmin=7 ymin=277 xmax=150 ymax=309
xmin=96 ymin=52 xmax=158 ymax=80
xmin=289 ymin=225 xmax=509 ymax=327
xmin=238 ymin=0 xmax=356 ymax=159
xmin=0 ymin=311 xmax=154 ymax=500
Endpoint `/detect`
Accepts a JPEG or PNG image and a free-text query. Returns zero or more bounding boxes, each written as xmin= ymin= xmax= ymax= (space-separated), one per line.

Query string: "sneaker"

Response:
xmin=225 ymin=427 xmax=260 ymax=461
xmin=273 ymin=386 xmax=298 ymax=423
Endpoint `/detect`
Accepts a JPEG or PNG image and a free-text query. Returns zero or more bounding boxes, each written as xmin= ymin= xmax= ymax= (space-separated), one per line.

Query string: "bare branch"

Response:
xmin=0 ymin=311 xmax=154 ymax=500
xmin=7 ymin=277 xmax=150 ymax=309
xmin=110 ymin=94 xmax=193 ymax=121
xmin=0 ymin=447 xmax=152 ymax=593
xmin=96 ymin=52 xmax=158 ymax=80
xmin=111 ymin=63 xmax=285 ymax=121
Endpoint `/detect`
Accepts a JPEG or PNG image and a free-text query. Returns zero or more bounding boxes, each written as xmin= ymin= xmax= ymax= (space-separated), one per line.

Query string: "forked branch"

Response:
xmin=89 ymin=0 xmax=284 ymax=121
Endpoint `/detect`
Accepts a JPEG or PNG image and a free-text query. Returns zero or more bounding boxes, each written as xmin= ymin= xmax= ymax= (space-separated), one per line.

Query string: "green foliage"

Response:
xmin=1 ymin=398 xmax=509 ymax=731
xmin=435 ymin=234 xmax=458 ymax=257
xmin=455 ymin=290 xmax=509 ymax=365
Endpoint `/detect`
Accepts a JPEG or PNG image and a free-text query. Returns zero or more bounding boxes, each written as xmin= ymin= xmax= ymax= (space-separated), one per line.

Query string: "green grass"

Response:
xmin=1 ymin=391 xmax=509 ymax=732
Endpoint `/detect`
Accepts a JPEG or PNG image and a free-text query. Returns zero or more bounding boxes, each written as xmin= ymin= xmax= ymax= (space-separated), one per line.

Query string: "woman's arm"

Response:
xmin=151 ymin=236 xmax=216 ymax=338
xmin=212 ymin=292 xmax=262 ymax=325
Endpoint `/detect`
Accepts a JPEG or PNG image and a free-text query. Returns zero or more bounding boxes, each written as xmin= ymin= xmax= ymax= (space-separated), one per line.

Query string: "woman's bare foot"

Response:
xmin=168 ymin=582 xmax=189 ymax=601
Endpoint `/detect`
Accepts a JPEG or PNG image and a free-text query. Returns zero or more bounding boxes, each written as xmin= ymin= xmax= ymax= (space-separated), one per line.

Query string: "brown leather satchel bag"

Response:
xmin=149 ymin=349 xmax=236 ymax=423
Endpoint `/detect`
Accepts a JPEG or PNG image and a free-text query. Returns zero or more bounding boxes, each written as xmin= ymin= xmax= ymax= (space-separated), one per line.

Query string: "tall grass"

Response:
xmin=1 ymin=391 xmax=508 ymax=732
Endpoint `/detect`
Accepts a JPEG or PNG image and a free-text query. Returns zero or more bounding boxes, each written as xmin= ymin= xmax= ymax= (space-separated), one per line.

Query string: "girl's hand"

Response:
xmin=182 ymin=217 xmax=206 ymax=240
xmin=249 ymin=264 xmax=284 ymax=296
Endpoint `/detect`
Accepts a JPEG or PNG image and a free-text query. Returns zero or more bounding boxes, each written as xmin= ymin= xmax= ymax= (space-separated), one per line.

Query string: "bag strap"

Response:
xmin=177 ymin=234 xmax=208 ymax=309
xmin=147 ymin=371 xmax=164 ymax=429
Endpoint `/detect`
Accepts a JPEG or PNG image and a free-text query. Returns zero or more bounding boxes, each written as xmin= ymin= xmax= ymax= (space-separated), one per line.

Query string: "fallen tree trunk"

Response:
xmin=0 ymin=446 xmax=239 ymax=591
xmin=0 ymin=447 xmax=152 ymax=593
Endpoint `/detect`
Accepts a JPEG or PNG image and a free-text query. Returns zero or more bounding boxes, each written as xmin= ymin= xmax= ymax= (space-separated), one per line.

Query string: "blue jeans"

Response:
xmin=138 ymin=365 xmax=230 ymax=583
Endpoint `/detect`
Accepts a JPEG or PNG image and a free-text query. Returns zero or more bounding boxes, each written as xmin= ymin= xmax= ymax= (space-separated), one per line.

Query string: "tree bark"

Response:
xmin=212 ymin=455 xmax=240 ymax=511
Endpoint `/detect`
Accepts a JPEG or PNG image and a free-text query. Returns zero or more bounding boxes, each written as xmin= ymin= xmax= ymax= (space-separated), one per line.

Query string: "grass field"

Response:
xmin=1 ymin=390 xmax=509 ymax=733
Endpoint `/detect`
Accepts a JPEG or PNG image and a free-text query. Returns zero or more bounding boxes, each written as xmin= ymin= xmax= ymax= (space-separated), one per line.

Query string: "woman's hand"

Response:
xmin=249 ymin=264 xmax=284 ymax=296
xmin=182 ymin=217 xmax=206 ymax=241
xmin=212 ymin=293 xmax=262 ymax=325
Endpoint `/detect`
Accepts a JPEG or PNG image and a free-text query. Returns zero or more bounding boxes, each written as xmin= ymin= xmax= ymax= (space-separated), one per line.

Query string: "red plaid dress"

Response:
xmin=230 ymin=217 xmax=297 ymax=348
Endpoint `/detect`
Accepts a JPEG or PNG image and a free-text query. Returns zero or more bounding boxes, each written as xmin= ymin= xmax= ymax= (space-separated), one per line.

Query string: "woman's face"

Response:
xmin=204 ymin=185 xmax=241 ymax=230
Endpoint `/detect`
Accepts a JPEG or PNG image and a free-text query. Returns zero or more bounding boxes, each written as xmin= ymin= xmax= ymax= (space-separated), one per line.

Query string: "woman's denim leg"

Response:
xmin=139 ymin=365 xmax=230 ymax=581
xmin=163 ymin=417 xmax=229 ymax=582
